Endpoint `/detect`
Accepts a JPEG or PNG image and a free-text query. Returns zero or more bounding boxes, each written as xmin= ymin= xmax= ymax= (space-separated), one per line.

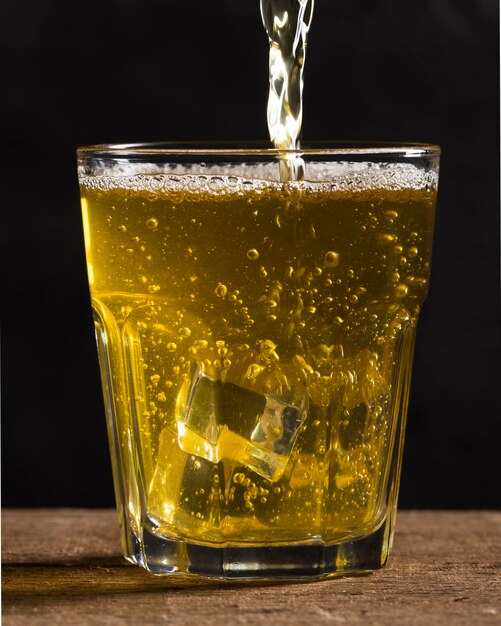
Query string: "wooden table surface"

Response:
xmin=2 ymin=510 xmax=500 ymax=625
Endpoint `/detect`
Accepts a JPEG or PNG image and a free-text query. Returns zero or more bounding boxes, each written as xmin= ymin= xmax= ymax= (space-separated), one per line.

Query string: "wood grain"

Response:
xmin=2 ymin=510 xmax=500 ymax=625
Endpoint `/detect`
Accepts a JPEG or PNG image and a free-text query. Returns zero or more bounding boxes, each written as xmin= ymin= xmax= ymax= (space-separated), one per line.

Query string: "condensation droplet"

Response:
xmin=247 ymin=249 xmax=259 ymax=261
xmin=324 ymin=251 xmax=340 ymax=268
xmin=146 ymin=217 xmax=158 ymax=230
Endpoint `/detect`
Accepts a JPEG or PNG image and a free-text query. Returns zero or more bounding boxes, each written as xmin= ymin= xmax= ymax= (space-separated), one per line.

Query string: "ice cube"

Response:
xmin=177 ymin=366 xmax=220 ymax=463
xmin=176 ymin=343 xmax=309 ymax=482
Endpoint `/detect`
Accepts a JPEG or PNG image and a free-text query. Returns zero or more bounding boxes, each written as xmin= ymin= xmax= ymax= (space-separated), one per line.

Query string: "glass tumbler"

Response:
xmin=77 ymin=143 xmax=439 ymax=579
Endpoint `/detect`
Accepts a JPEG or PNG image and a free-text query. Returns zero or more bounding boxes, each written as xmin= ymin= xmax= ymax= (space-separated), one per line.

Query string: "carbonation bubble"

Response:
xmin=378 ymin=233 xmax=395 ymax=243
xmin=215 ymin=283 xmax=228 ymax=298
xmin=178 ymin=327 xmax=191 ymax=338
xmin=146 ymin=218 xmax=158 ymax=230
xmin=234 ymin=473 xmax=245 ymax=485
xmin=259 ymin=266 xmax=268 ymax=278
xmin=148 ymin=284 xmax=160 ymax=294
xmin=408 ymin=246 xmax=418 ymax=258
xmin=118 ymin=224 xmax=127 ymax=233
xmin=247 ymin=249 xmax=260 ymax=261
xmin=384 ymin=209 xmax=398 ymax=221
xmin=324 ymin=251 xmax=340 ymax=268
xmin=166 ymin=342 xmax=177 ymax=352
xmin=395 ymin=284 xmax=409 ymax=298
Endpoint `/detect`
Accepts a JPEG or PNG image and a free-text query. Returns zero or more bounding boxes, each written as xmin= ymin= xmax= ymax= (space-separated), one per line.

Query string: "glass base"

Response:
xmin=125 ymin=511 xmax=395 ymax=580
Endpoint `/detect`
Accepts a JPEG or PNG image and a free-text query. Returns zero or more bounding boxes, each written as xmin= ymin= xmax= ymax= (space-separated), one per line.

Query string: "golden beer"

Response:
xmin=79 ymin=152 xmax=438 ymax=576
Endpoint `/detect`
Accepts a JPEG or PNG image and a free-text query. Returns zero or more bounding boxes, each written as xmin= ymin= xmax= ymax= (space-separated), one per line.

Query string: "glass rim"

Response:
xmin=77 ymin=140 xmax=441 ymax=159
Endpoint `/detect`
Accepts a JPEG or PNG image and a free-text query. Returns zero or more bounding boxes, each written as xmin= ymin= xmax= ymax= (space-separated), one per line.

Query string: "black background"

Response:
xmin=1 ymin=0 xmax=499 ymax=509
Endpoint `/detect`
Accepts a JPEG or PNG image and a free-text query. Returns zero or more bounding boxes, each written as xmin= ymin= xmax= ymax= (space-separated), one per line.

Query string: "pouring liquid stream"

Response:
xmin=261 ymin=0 xmax=315 ymax=181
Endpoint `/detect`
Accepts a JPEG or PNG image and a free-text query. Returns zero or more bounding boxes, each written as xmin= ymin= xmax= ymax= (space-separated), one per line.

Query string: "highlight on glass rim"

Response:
xmin=77 ymin=0 xmax=440 ymax=579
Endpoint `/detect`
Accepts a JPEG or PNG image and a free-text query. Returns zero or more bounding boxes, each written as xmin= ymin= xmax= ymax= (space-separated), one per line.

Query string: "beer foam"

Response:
xmin=78 ymin=161 xmax=438 ymax=195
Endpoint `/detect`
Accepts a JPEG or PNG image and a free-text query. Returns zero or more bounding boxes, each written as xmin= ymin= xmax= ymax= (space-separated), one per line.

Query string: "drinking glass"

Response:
xmin=78 ymin=143 xmax=439 ymax=579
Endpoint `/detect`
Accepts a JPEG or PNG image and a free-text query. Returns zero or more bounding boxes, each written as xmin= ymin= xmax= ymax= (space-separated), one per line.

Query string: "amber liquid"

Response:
xmin=81 ymin=169 xmax=435 ymax=545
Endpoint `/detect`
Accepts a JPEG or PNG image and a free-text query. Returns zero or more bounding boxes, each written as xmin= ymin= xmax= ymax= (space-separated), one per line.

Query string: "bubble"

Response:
xmin=166 ymin=342 xmax=177 ymax=352
xmin=324 ymin=278 xmax=333 ymax=287
xmin=150 ymin=374 xmax=160 ymax=387
xmin=347 ymin=269 xmax=355 ymax=278
xmin=324 ymin=251 xmax=340 ymax=268
xmin=307 ymin=306 xmax=317 ymax=314
xmin=259 ymin=340 xmax=279 ymax=361
xmin=313 ymin=266 xmax=322 ymax=277
xmin=214 ymin=283 xmax=228 ymax=298
xmin=384 ymin=209 xmax=398 ymax=221
xmin=349 ymin=294 xmax=358 ymax=304
xmin=178 ymin=327 xmax=191 ymax=338
xmin=333 ymin=316 xmax=344 ymax=325
xmin=148 ymin=284 xmax=160 ymax=294
xmin=157 ymin=391 xmax=167 ymax=402
xmin=259 ymin=266 xmax=268 ymax=278
xmin=395 ymin=284 xmax=409 ymax=298
xmin=233 ymin=473 xmax=245 ymax=485
xmin=378 ymin=233 xmax=395 ymax=243
xmin=408 ymin=246 xmax=418 ymax=258
xmin=247 ymin=249 xmax=259 ymax=261
xmin=118 ymin=224 xmax=127 ymax=233
xmin=146 ymin=217 xmax=158 ymax=230
xmin=264 ymin=299 xmax=277 ymax=308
